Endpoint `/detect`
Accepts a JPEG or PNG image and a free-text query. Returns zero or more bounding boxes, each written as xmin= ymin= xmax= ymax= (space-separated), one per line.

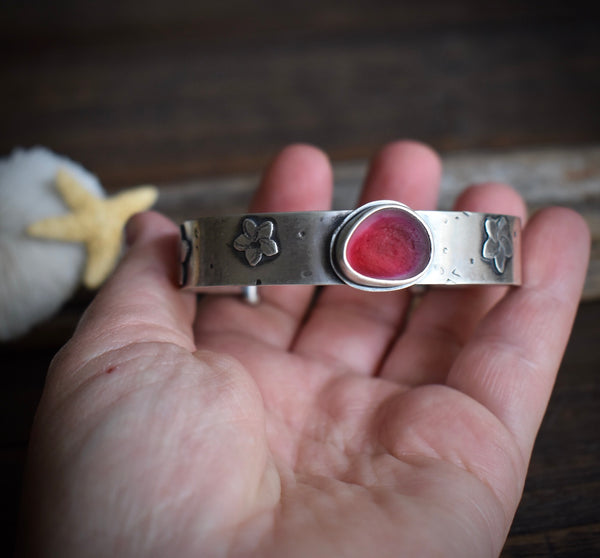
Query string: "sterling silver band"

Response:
xmin=180 ymin=201 xmax=521 ymax=292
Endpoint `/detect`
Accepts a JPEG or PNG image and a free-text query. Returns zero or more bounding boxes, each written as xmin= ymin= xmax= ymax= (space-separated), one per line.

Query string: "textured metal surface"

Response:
xmin=180 ymin=210 xmax=347 ymax=288
xmin=180 ymin=205 xmax=521 ymax=291
xmin=420 ymin=210 xmax=521 ymax=286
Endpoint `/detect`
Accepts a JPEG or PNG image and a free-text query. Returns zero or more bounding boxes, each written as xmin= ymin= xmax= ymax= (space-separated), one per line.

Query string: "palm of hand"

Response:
xmin=38 ymin=333 xmax=514 ymax=558
xmin=21 ymin=143 xmax=588 ymax=558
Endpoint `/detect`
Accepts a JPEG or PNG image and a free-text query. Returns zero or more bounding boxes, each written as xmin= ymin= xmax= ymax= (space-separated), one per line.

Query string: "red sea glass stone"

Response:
xmin=346 ymin=208 xmax=431 ymax=280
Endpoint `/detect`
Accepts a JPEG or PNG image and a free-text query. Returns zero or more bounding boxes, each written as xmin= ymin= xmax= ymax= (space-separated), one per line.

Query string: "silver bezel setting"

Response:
xmin=330 ymin=200 xmax=434 ymax=291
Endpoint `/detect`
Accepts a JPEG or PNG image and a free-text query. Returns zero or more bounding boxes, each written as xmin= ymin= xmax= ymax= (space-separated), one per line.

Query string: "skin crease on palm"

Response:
xmin=18 ymin=142 xmax=590 ymax=558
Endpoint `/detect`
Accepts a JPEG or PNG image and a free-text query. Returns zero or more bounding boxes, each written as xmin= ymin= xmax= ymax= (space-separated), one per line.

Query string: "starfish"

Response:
xmin=27 ymin=168 xmax=158 ymax=288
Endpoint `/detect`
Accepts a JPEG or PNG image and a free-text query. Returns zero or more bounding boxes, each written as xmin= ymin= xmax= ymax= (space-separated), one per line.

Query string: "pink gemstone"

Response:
xmin=345 ymin=208 xmax=431 ymax=280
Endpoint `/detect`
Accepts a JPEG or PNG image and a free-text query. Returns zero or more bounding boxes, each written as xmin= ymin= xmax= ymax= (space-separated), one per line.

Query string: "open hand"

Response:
xmin=20 ymin=142 xmax=590 ymax=557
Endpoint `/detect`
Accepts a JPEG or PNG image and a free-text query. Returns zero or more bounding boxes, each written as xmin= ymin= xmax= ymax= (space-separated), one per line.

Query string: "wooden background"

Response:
xmin=1 ymin=1 xmax=599 ymax=555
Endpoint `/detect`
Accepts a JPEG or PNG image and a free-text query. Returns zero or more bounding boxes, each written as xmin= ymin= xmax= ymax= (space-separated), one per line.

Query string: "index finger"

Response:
xmin=50 ymin=211 xmax=197 ymax=381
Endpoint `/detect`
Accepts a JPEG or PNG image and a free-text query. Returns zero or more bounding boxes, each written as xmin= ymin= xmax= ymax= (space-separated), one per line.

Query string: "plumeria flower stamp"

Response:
xmin=482 ymin=215 xmax=514 ymax=274
xmin=233 ymin=217 xmax=279 ymax=267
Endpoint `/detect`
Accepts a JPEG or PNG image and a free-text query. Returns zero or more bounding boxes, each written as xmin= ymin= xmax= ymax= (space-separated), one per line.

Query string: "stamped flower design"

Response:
xmin=482 ymin=215 xmax=513 ymax=274
xmin=233 ymin=218 xmax=279 ymax=266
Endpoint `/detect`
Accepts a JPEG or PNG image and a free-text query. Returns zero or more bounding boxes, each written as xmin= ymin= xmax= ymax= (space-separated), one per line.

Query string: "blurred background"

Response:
xmin=1 ymin=1 xmax=599 ymax=555
xmin=2 ymin=1 xmax=599 ymax=187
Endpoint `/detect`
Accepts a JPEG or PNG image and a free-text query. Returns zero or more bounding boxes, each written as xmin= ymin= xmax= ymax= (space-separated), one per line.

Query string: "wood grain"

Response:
xmin=1 ymin=2 xmax=599 ymax=555
xmin=1 ymin=3 xmax=599 ymax=187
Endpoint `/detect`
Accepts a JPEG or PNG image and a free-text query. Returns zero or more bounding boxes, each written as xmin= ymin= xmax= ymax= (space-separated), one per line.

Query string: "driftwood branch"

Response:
xmin=156 ymin=145 xmax=600 ymax=300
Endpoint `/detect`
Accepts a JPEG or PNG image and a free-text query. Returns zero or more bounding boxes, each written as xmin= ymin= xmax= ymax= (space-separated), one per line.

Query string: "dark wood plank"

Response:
xmin=1 ymin=3 xmax=599 ymax=188
xmin=2 ymin=1 xmax=596 ymax=44
xmin=503 ymin=523 xmax=600 ymax=557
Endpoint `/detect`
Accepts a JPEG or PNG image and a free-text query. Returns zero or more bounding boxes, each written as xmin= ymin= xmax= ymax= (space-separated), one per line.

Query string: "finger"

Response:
xmin=292 ymin=141 xmax=442 ymax=374
xmin=380 ymin=183 xmax=527 ymax=385
xmin=447 ymin=207 xmax=589 ymax=459
xmin=194 ymin=144 xmax=333 ymax=349
xmin=51 ymin=211 xmax=197 ymax=381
